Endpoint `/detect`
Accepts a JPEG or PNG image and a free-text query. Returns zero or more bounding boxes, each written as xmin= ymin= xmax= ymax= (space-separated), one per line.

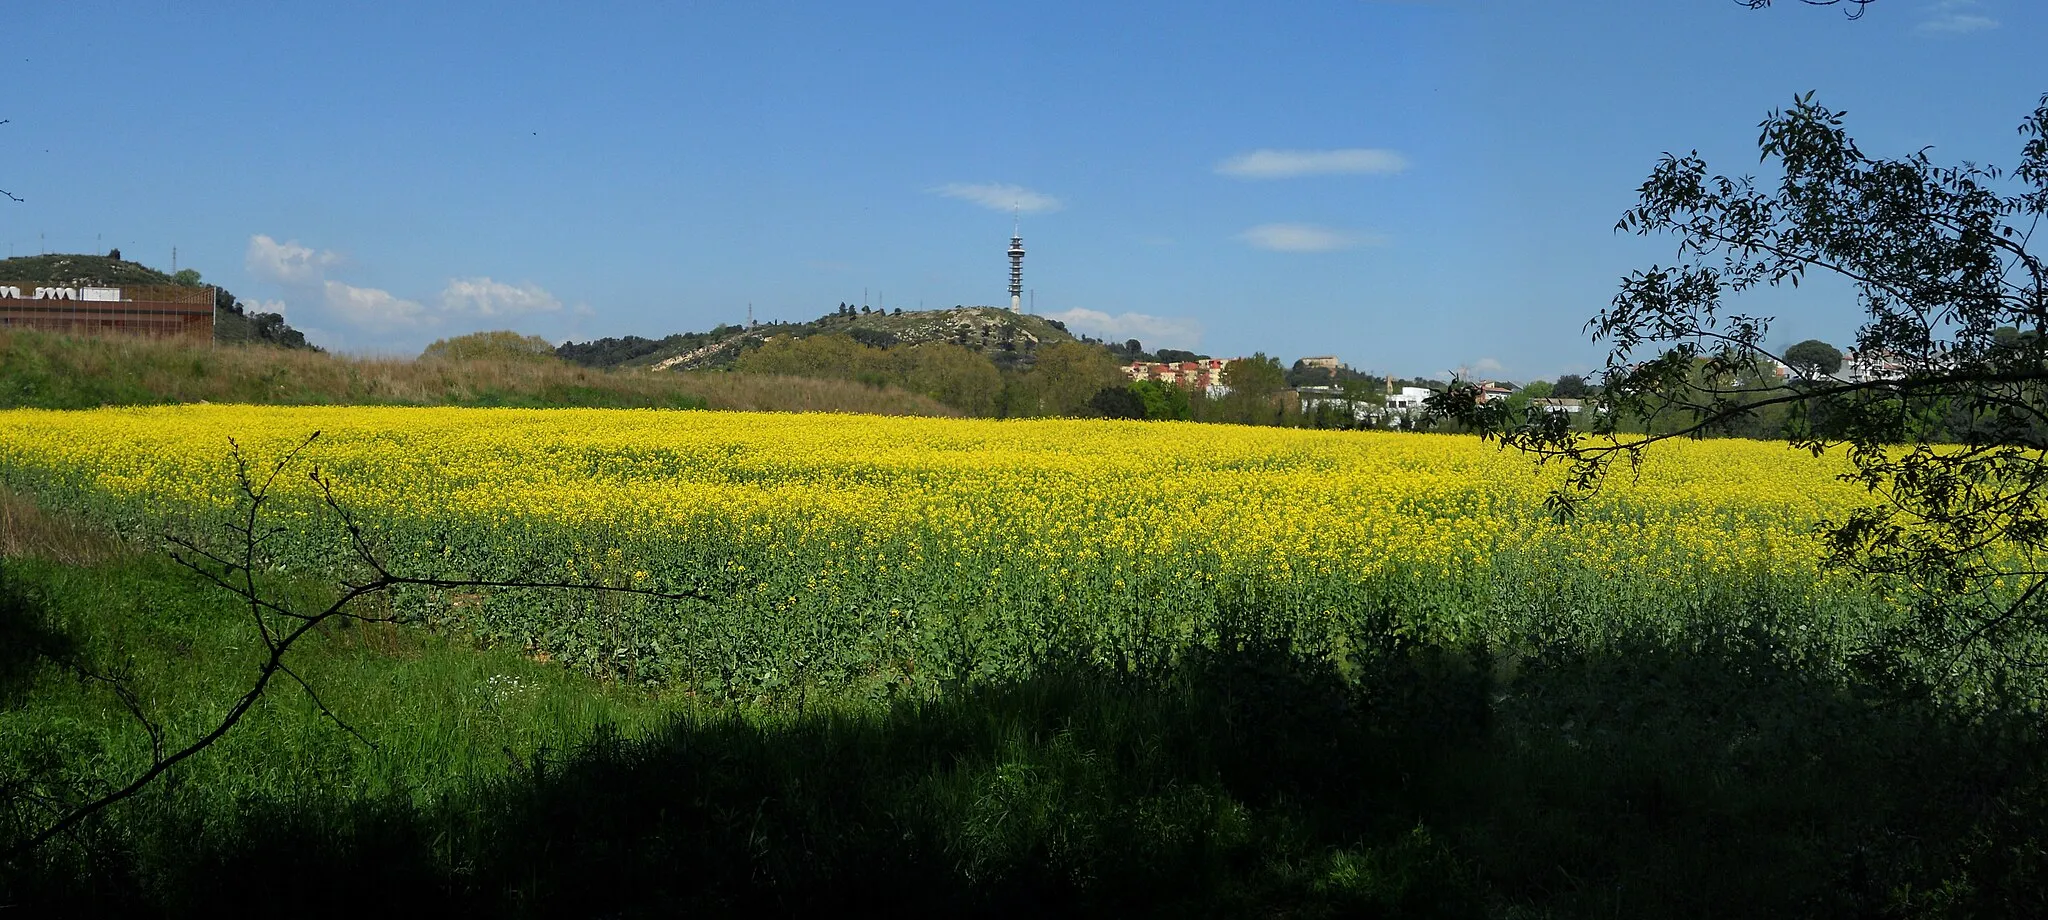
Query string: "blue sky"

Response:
xmin=3 ymin=1 xmax=2041 ymax=379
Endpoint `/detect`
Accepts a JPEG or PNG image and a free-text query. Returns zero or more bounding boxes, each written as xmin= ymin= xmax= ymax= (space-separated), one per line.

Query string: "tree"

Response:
xmin=1087 ymin=385 xmax=1146 ymax=419
xmin=422 ymin=330 xmax=559 ymax=362
xmin=1222 ymin=353 xmax=1286 ymax=398
xmin=172 ymin=268 xmax=203 ymax=286
xmin=735 ymin=333 xmax=881 ymax=380
xmin=894 ymin=342 xmax=1002 ymax=416
xmin=1784 ymin=339 xmax=1844 ymax=377
xmin=1430 ymin=93 xmax=2048 ymax=690
xmin=1211 ymin=353 xmax=1290 ymax=426
xmin=1551 ymin=374 xmax=1593 ymax=399
xmin=1130 ymin=379 xmax=1193 ymax=421
xmin=1021 ymin=341 xmax=1126 ymax=417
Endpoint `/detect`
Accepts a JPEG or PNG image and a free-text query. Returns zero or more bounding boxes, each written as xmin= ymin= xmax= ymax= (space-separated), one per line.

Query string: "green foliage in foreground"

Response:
xmin=5 ymin=553 xmax=2048 ymax=916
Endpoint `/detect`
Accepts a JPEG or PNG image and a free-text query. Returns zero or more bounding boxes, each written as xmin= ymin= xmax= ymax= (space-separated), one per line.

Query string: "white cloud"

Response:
xmin=1918 ymin=0 xmax=1998 ymax=33
xmin=1236 ymin=223 xmax=1382 ymax=253
xmin=1045 ymin=308 xmax=1204 ymax=351
xmin=1215 ymin=148 xmax=1409 ymax=179
xmin=933 ymin=182 xmax=1063 ymax=214
xmin=1470 ymin=357 xmax=1506 ymax=377
xmin=323 ymin=280 xmax=426 ymax=329
xmin=245 ymin=298 xmax=288 ymax=317
xmin=439 ymin=277 xmax=562 ymax=317
xmin=245 ymin=234 xmax=341 ymax=284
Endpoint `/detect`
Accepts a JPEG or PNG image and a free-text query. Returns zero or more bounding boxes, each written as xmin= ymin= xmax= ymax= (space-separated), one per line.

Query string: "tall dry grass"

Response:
xmin=0 ymin=329 xmax=957 ymax=416
xmin=0 ymin=486 xmax=127 ymax=566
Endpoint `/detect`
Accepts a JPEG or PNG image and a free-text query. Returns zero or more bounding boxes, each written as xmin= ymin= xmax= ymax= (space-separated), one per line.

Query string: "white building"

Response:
xmin=1385 ymin=386 xmax=1433 ymax=410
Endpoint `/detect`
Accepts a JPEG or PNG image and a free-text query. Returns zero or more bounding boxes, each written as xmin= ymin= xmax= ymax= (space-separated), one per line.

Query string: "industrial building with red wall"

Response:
xmin=0 ymin=284 xmax=213 ymax=340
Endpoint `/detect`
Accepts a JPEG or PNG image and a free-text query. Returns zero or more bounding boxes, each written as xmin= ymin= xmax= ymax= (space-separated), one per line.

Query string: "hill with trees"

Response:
xmin=559 ymin=305 xmax=1083 ymax=373
xmin=0 ymin=253 xmax=313 ymax=349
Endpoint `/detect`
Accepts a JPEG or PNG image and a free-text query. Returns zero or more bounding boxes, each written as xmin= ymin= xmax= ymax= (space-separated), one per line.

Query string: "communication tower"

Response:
xmin=1007 ymin=215 xmax=1025 ymax=312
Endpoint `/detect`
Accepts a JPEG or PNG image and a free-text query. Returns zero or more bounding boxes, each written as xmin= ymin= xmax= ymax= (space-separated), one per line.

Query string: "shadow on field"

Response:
xmin=9 ymin=623 xmax=2048 ymax=918
xmin=0 ymin=568 xmax=72 ymax=707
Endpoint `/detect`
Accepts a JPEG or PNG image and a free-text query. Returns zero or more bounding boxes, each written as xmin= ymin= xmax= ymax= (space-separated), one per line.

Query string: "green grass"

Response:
xmin=5 ymin=544 xmax=2048 ymax=917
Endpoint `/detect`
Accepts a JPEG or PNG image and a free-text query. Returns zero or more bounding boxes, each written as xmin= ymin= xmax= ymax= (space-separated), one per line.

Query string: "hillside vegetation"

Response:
xmin=560 ymin=305 xmax=1082 ymax=372
xmin=0 ymin=328 xmax=959 ymax=415
xmin=0 ymin=253 xmax=312 ymax=349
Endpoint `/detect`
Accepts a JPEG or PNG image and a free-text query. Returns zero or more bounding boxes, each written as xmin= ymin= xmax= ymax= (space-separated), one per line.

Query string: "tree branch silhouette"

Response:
xmin=1738 ymin=0 xmax=1877 ymax=17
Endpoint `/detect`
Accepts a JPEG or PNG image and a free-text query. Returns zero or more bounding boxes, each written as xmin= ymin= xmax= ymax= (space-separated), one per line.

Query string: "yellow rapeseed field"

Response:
xmin=0 ymin=405 xmax=1878 ymax=690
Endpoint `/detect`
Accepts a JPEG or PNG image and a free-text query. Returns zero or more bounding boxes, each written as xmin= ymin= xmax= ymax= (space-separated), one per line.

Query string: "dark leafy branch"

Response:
xmin=1429 ymin=93 xmax=2048 ymax=691
xmin=2 ymin=432 xmax=718 ymax=863
xmin=1737 ymin=0 xmax=1877 ymax=17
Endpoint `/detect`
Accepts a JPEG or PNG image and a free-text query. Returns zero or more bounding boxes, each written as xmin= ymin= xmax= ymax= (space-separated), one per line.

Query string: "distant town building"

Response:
xmin=1385 ymin=386 xmax=1433 ymax=410
xmin=1842 ymin=349 xmax=1910 ymax=383
xmin=1123 ymin=358 xmax=1234 ymax=391
xmin=1298 ymin=355 xmax=1344 ymax=371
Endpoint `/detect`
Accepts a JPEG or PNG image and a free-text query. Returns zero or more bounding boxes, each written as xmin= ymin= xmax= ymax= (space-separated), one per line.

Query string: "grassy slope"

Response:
xmin=3 ymin=490 xmax=2046 ymax=915
xmin=0 ymin=328 xmax=961 ymax=415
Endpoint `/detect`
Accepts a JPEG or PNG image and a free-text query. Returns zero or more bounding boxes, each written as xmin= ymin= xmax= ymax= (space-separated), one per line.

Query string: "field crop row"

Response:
xmin=0 ymin=406 xmax=1884 ymax=696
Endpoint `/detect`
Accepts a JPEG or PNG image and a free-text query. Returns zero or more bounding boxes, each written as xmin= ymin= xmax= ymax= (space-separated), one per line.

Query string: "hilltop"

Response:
xmin=0 ymin=253 xmax=314 ymax=349
xmin=560 ymin=305 xmax=1083 ymax=372
xmin=0 ymin=253 xmax=193 ymax=288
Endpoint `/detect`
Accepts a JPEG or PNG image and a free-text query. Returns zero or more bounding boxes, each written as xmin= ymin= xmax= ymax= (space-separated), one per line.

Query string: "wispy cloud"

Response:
xmin=933 ymin=182 xmax=1063 ymax=214
xmin=1917 ymin=0 xmax=1998 ymax=34
xmin=249 ymin=233 xmax=574 ymax=334
xmin=1045 ymin=308 xmax=1204 ymax=351
xmin=1237 ymin=223 xmax=1382 ymax=253
xmin=322 ymin=280 xmax=427 ymax=329
xmin=1216 ymin=148 xmax=1409 ymax=179
xmin=439 ymin=277 xmax=562 ymax=317
xmin=245 ymin=234 xmax=342 ymax=284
